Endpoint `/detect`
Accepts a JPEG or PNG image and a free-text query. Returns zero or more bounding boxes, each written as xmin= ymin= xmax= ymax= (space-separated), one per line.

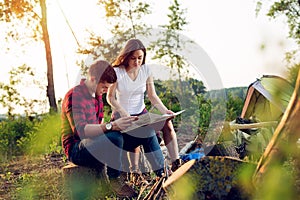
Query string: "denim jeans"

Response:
xmin=123 ymin=126 xmax=165 ymax=176
xmin=69 ymin=131 xmax=123 ymax=179
xmin=69 ymin=128 xmax=164 ymax=178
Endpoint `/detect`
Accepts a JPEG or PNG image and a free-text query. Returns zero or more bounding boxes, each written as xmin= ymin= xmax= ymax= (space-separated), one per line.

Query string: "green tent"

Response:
xmin=232 ymin=75 xmax=294 ymax=159
xmin=240 ymin=75 xmax=294 ymax=122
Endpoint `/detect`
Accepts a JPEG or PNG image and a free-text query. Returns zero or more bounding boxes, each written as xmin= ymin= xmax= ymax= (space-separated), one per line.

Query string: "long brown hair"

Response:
xmin=112 ymin=38 xmax=146 ymax=68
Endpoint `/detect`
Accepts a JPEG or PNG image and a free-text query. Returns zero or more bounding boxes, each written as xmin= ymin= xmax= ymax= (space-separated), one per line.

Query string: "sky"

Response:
xmin=0 ymin=0 xmax=298 ymax=112
xmin=45 ymin=0 xmax=296 ymax=96
xmin=181 ymin=0 xmax=296 ymax=88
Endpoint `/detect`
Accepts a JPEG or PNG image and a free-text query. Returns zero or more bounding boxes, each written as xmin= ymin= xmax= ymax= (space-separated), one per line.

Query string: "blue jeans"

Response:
xmin=69 ymin=128 xmax=164 ymax=178
xmin=69 ymin=131 xmax=123 ymax=178
xmin=123 ymin=126 xmax=165 ymax=176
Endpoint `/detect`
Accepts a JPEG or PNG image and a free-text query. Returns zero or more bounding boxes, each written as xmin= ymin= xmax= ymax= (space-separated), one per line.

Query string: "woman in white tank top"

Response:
xmin=107 ymin=39 xmax=183 ymax=184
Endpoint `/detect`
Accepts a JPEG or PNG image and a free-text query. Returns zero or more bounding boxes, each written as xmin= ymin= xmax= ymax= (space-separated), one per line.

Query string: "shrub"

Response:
xmin=22 ymin=113 xmax=62 ymax=156
xmin=0 ymin=113 xmax=63 ymax=161
xmin=0 ymin=117 xmax=35 ymax=161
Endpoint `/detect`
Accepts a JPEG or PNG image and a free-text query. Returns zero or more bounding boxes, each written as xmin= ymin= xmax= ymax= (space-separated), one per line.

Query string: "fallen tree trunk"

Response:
xmin=229 ymin=121 xmax=278 ymax=130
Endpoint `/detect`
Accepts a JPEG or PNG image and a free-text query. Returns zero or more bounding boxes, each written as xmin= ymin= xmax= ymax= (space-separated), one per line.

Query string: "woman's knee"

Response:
xmin=163 ymin=121 xmax=174 ymax=132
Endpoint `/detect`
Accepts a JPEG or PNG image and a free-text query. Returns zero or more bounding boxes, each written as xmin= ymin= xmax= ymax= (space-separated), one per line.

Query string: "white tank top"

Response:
xmin=114 ymin=64 xmax=152 ymax=115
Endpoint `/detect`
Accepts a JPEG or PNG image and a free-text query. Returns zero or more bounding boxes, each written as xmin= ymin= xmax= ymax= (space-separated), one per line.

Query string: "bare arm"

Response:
xmin=107 ymin=82 xmax=130 ymax=117
xmin=84 ymin=123 xmax=108 ymax=137
xmin=146 ymin=75 xmax=173 ymax=114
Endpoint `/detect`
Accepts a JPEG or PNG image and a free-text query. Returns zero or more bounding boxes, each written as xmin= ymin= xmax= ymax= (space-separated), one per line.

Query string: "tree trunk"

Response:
xmin=40 ymin=0 xmax=57 ymax=112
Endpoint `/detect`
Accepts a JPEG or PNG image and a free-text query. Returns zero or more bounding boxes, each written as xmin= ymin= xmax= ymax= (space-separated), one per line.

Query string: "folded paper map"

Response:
xmin=121 ymin=110 xmax=185 ymax=133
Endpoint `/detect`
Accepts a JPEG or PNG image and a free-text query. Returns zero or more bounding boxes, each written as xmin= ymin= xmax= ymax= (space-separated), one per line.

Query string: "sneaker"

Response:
xmin=171 ymin=158 xmax=183 ymax=172
xmin=109 ymin=176 xmax=138 ymax=198
xmin=130 ymin=170 xmax=149 ymax=186
xmin=120 ymin=171 xmax=129 ymax=182
xmin=142 ymin=172 xmax=152 ymax=182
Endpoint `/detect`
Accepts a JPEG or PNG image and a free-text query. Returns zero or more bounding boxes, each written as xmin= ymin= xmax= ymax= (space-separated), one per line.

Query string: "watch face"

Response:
xmin=106 ymin=122 xmax=112 ymax=130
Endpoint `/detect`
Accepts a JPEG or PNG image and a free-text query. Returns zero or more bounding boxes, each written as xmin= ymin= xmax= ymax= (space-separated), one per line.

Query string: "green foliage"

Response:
xmin=0 ymin=117 xmax=35 ymax=161
xmin=24 ymin=113 xmax=62 ymax=156
xmin=147 ymin=0 xmax=207 ymax=137
xmin=163 ymin=0 xmax=188 ymax=31
xmin=187 ymin=78 xmax=206 ymax=95
xmin=152 ymin=81 xmax=181 ymax=111
xmin=0 ymin=112 xmax=62 ymax=162
xmin=256 ymin=0 xmax=300 ymax=44
xmin=78 ymin=0 xmax=152 ymax=72
xmin=169 ymin=173 xmax=197 ymax=199
xmin=268 ymin=0 xmax=300 ymax=45
xmin=149 ymin=0 xmax=190 ymax=93
xmin=145 ymin=80 xmax=183 ymax=129
xmin=207 ymin=87 xmax=246 ymax=122
xmin=151 ymin=78 xmax=212 ymax=137
xmin=1 ymin=0 xmax=57 ymax=112
xmin=225 ymin=92 xmax=244 ymax=121
xmin=150 ymin=78 xmax=244 ymax=139
xmin=15 ymin=166 xmax=68 ymax=200
xmin=255 ymin=160 xmax=297 ymax=200
xmin=195 ymin=95 xmax=212 ymax=136
xmin=286 ymin=51 xmax=300 ymax=87
xmin=256 ymin=0 xmax=300 ymax=87
xmin=185 ymin=78 xmax=211 ymax=136
xmin=0 ymin=64 xmax=47 ymax=117
xmin=287 ymin=63 xmax=300 ymax=86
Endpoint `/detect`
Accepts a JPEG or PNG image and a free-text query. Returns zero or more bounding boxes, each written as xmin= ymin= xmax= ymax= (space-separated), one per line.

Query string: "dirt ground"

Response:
xmin=0 ymin=154 xmax=66 ymax=200
xmin=0 ymin=132 xmax=196 ymax=200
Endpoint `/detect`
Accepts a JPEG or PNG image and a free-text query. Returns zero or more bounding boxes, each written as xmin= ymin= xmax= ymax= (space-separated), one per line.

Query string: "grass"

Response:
xmin=1 ymin=147 xmax=300 ymax=199
xmin=0 ymin=154 xmax=166 ymax=200
xmin=0 ymin=154 xmax=69 ymax=200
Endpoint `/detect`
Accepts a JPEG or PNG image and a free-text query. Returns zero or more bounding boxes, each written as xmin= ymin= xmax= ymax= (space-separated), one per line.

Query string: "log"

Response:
xmin=163 ymin=156 xmax=256 ymax=200
xmin=229 ymin=121 xmax=278 ymax=130
xmin=62 ymin=163 xmax=103 ymax=177
xmin=62 ymin=163 xmax=110 ymax=200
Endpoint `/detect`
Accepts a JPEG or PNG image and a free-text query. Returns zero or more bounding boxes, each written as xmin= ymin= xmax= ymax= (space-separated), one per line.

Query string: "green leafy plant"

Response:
xmin=0 ymin=117 xmax=35 ymax=161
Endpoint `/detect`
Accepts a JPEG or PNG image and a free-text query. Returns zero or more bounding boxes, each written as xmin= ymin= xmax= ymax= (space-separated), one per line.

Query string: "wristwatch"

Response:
xmin=105 ymin=122 xmax=113 ymax=131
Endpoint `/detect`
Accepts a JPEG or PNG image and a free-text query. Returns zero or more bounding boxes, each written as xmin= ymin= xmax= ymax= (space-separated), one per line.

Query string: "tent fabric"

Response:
xmin=233 ymin=75 xmax=294 ymax=158
xmin=260 ymin=75 xmax=293 ymax=110
xmin=241 ymin=75 xmax=294 ymax=122
xmin=252 ymin=81 xmax=281 ymax=111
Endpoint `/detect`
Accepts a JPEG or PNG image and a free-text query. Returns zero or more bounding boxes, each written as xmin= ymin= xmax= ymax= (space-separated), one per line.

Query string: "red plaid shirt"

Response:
xmin=61 ymin=80 xmax=103 ymax=158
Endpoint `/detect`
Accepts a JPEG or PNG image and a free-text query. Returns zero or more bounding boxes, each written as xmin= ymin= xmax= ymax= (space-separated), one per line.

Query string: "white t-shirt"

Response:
xmin=114 ymin=64 xmax=152 ymax=115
